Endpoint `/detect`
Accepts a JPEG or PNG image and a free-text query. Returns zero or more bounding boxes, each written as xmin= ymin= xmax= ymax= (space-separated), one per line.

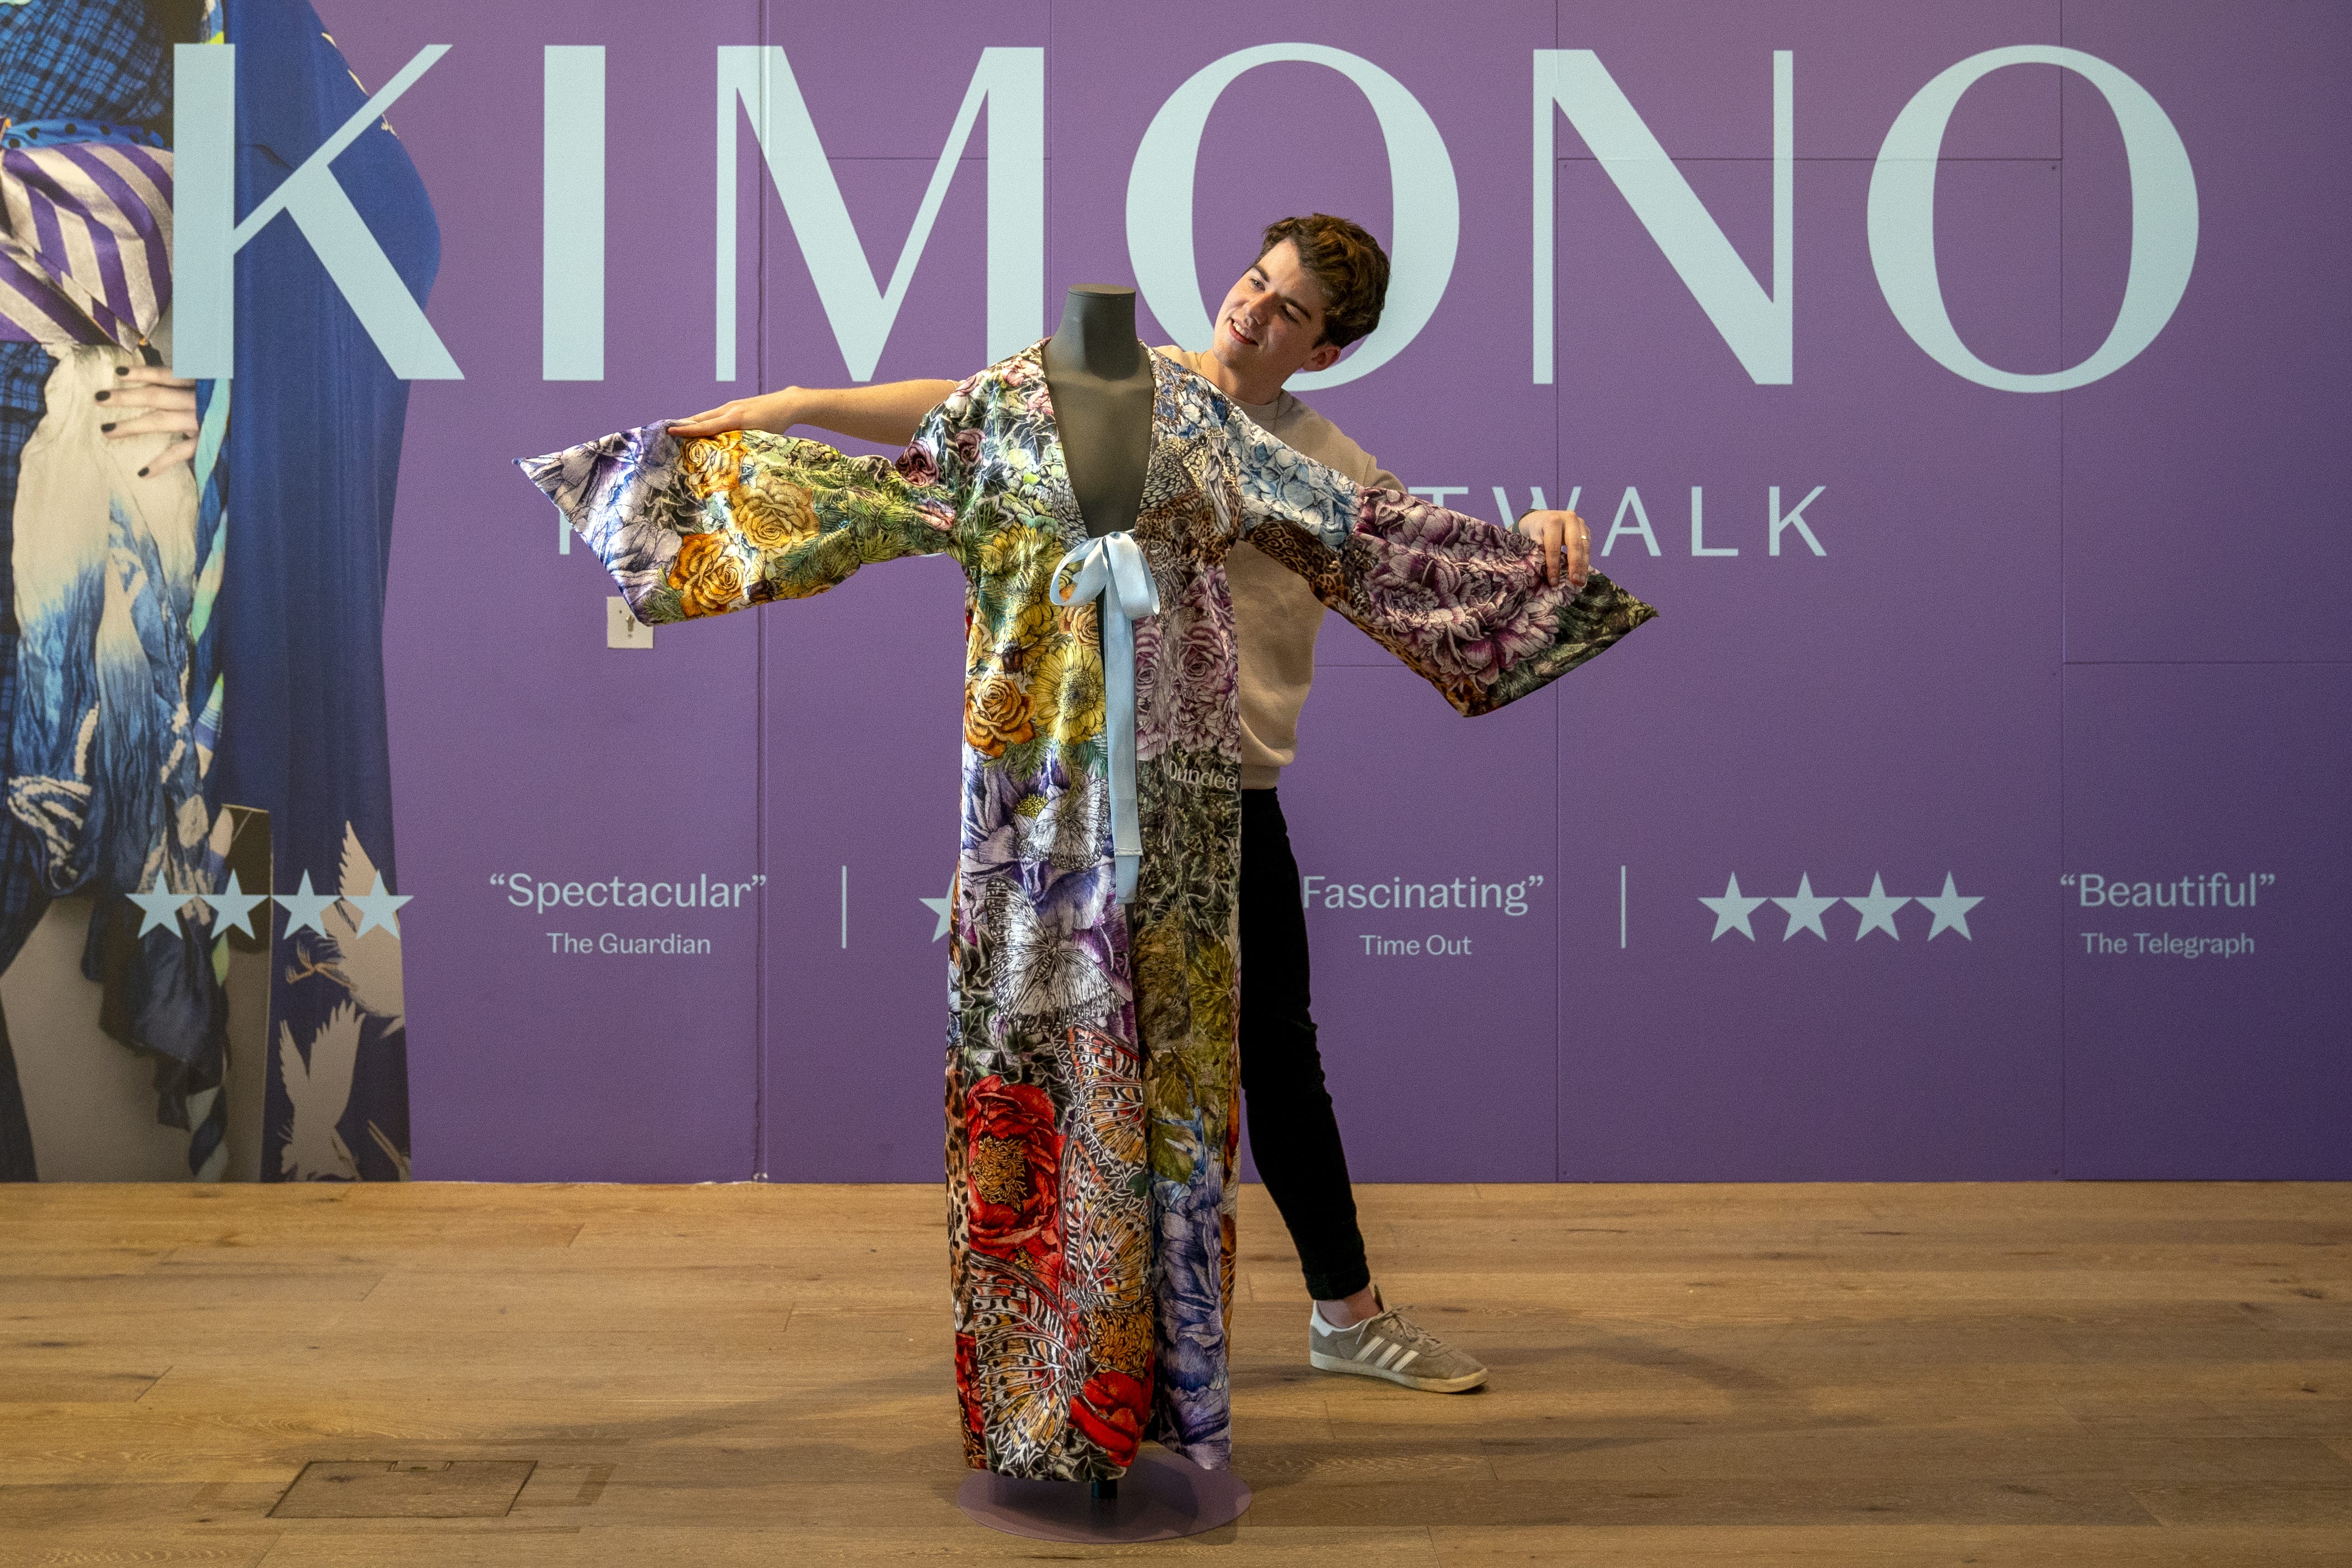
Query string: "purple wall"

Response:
xmin=320 ymin=1 xmax=2349 ymax=1182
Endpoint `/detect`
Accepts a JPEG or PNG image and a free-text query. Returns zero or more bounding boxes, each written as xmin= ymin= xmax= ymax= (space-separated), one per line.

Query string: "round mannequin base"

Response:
xmin=954 ymin=1446 xmax=1250 ymax=1541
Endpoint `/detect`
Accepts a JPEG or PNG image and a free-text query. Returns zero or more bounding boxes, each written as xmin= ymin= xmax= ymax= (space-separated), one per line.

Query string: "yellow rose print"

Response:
xmin=669 ymin=529 xmax=751 ymax=617
xmin=680 ymin=433 xmax=745 ymax=498
xmin=737 ymin=472 xmax=819 ymax=551
xmin=1057 ymin=601 xmax=1102 ymax=648
xmin=963 ymin=669 xmax=1036 ymax=757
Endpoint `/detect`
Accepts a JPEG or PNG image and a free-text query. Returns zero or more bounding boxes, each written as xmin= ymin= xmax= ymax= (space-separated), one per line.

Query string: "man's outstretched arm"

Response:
xmin=668 ymin=380 xmax=959 ymax=446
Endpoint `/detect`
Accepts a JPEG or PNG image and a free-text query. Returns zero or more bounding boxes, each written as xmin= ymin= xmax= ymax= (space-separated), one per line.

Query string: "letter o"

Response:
xmin=1125 ymin=44 xmax=1459 ymax=391
xmin=1869 ymin=46 xmax=2197 ymax=391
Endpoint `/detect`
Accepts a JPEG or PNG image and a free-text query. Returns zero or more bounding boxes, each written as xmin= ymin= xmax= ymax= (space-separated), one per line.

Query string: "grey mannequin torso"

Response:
xmin=1041 ymin=285 xmax=1155 ymax=538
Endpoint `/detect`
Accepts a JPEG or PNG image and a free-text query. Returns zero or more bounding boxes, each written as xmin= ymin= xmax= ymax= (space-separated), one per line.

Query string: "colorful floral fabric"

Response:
xmin=522 ymin=345 xmax=1654 ymax=1481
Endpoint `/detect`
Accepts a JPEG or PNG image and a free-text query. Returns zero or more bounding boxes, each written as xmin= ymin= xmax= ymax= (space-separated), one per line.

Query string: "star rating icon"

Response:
xmin=275 ymin=871 xmax=340 ymax=936
xmin=207 ymin=870 xmax=272 ymax=941
xmin=1772 ymin=874 xmax=1838 ymax=941
xmin=1699 ymin=874 xmax=1768 ymax=940
xmin=1699 ymin=872 xmax=1983 ymax=944
xmin=127 ymin=872 xmax=201 ymax=936
xmin=919 ymin=890 xmax=953 ymax=942
xmin=343 ymin=872 xmax=412 ymax=938
xmin=1844 ymin=874 xmax=1909 ymax=941
xmin=1915 ymin=873 xmax=1982 ymax=941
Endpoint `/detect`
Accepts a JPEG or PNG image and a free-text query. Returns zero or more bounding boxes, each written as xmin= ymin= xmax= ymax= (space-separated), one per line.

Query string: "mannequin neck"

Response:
xmin=1046 ymin=286 xmax=1146 ymax=381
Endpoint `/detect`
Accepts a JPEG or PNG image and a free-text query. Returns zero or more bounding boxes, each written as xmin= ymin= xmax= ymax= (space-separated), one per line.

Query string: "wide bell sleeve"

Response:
xmin=518 ymin=388 xmax=983 ymax=625
xmin=1219 ymin=408 xmax=1657 ymax=716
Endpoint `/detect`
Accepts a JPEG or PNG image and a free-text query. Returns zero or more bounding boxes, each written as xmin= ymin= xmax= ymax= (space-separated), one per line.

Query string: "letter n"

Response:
xmin=715 ymin=46 xmax=1043 ymax=381
xmin=1532 ymin=50 xmax=1791 ymax=385
xmin=175 ymin=44 xmax=461 ymax=380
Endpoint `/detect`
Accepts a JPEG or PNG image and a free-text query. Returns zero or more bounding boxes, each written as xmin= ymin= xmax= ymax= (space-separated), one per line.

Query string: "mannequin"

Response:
xmin=1041 ymin=285 xmax=1155 ymax=539
xmin=1043 ymin=281 xmax=1155 ymax=1505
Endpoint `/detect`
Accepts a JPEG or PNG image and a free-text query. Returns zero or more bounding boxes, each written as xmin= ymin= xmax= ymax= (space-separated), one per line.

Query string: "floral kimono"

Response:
xmin=521 ymin=345 xmax=1654 ymax=1482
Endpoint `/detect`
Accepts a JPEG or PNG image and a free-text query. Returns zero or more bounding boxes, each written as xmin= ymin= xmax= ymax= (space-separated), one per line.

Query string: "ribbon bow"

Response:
xmin=1050 ymin=533 xmax=1160 ymax=904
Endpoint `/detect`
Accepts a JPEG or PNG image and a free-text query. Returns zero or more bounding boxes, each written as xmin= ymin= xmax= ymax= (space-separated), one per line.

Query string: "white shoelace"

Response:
xmin=1364 ymin=1306 xmax=1445 ymax=1355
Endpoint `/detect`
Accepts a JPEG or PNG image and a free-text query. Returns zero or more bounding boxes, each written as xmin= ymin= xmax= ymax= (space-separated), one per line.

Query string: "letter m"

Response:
xmin=716 ymin=46 xmax=1043 ymax=381
xmin=1532 ymin=50 xmax=1791 ymax=385
xmin=175 ymin=44 xmax=460 ymax=380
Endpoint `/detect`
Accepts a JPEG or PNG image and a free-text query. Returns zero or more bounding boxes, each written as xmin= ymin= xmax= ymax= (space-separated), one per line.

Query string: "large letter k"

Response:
xmin=173 ymin=43 xmax=460 ymax=380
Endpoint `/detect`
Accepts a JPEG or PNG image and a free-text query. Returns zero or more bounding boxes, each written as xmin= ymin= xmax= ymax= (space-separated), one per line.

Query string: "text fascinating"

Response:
xmin=1299 ymin=875 xmax=1540 ymax=917
xmin=502 ymin=873 xmax=757 ymax=913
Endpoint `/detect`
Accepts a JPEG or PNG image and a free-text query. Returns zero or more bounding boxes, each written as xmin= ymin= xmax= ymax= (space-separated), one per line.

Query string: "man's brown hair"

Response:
xmin=1259 ymin=214 xmax=1390 ymax=350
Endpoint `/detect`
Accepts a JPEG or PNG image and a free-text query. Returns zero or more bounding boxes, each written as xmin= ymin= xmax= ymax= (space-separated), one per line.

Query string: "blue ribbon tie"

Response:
xmin=1050 ymin=533 xmax=1160 ymax=904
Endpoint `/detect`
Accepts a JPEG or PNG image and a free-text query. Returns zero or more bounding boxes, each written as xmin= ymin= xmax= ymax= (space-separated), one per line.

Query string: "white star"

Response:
xmin=1916 ymin=873 xmax=1983 ymax=941
xmin=275 ymin=870 xmax=340 ymax=936
xmin=207 ymin=869 xmax=271 ymax=941
xmin=1773 ymin=874 xmax=1837 ymax=941
xmin=344 ymin=872 xmax=412 ymax=939
xmin=920 ymin=890 xmax=953 ymax=942
xmin=1698 ymin=873 xmax=1767 ymax=941
xmin=1844 ymin=874 xmax=1909 ymax=941
xmin=126 ymin=872 xmax=196 ymax=937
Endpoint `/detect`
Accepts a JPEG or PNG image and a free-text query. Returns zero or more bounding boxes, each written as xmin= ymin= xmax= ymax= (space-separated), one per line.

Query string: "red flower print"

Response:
xmin=1069 ymin=1370 xmax=1149 ymax=1468
xmin=964 ymin=1076 xmax=1064 ymax=1281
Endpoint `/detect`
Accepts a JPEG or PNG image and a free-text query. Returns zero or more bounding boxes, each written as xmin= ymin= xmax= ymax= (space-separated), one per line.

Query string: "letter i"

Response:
xmin=544 ymin=46 xmax=606 ymax=380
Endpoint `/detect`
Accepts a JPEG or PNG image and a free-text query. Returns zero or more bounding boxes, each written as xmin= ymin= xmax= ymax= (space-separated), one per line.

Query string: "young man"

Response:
xmin=675 ymin=214 xmax=1591 ymax=1393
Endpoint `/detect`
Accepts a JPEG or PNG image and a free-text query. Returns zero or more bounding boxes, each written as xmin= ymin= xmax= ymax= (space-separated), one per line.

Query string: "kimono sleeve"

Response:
xmin=1222 ymin=409 xmax=1657 ymax=717
xmin=518 ymin=393 xmax=980 ymax=626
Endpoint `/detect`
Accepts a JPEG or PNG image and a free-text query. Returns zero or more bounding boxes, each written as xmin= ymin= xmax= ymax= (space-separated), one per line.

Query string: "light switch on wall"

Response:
xmin=607 ymin=596 xmax=653 ymax=650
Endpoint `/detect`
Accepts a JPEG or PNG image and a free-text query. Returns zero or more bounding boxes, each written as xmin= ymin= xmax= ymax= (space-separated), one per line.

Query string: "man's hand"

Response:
xmin=101 ymin=365 xmax=199 ymax=475
xmin=668 ymin=380 xmax=954 ymax=448
xmin=1516 ymin=508 xmax=1592 ymax=590
xmin=669 ymin=389 xmax=807 ymax=440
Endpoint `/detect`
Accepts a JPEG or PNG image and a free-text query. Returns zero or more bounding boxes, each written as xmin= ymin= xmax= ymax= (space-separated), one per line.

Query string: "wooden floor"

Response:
xmin=1 ymin=1181 xmax=2347 ymax=1566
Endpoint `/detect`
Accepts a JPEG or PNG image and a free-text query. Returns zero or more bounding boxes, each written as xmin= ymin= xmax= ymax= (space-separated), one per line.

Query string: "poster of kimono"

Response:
xmin=0 ymin=0 xmax=422 ymax=1183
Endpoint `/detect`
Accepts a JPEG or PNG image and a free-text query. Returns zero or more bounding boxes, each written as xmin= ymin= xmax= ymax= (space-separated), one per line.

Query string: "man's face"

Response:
xmin=1210 ymin=240 xmax=1345 ymax=387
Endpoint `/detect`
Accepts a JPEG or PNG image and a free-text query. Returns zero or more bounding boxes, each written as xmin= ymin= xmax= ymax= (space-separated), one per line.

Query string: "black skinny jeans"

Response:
xmin=1239 ymin=788 xmax=1371 ymax=1302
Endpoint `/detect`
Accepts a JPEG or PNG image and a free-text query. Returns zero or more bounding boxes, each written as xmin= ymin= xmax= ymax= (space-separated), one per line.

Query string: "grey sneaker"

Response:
xmin=1308 ymin=1293 xmax=1488 ymax=1393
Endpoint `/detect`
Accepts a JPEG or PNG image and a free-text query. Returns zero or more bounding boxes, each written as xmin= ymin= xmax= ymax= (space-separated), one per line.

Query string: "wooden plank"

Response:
xmin=0 ymin=1542 xmax=272 ymax=1568
xmin=1254 ymin=1474 xmax=2159 ymax=1528
xmin=0 ymin=1368 xmax=167 ymax=1403
xmin=1430 ymin=1524 xmax=2352 ymax=1567
xmin=243 ymin=1523 xmax=1442 ymax=1566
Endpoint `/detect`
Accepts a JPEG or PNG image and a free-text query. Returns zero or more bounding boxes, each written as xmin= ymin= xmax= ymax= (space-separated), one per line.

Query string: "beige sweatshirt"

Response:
xmin=1159 ymin=347 xmax=1402 ymax=790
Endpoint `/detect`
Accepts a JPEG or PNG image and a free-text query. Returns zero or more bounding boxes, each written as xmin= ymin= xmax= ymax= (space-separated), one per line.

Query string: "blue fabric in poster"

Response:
xmin=0 ymin=0 xmax=225 ymax=1179
xmin=216 ymin=0 xmax=434 ymax=1181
